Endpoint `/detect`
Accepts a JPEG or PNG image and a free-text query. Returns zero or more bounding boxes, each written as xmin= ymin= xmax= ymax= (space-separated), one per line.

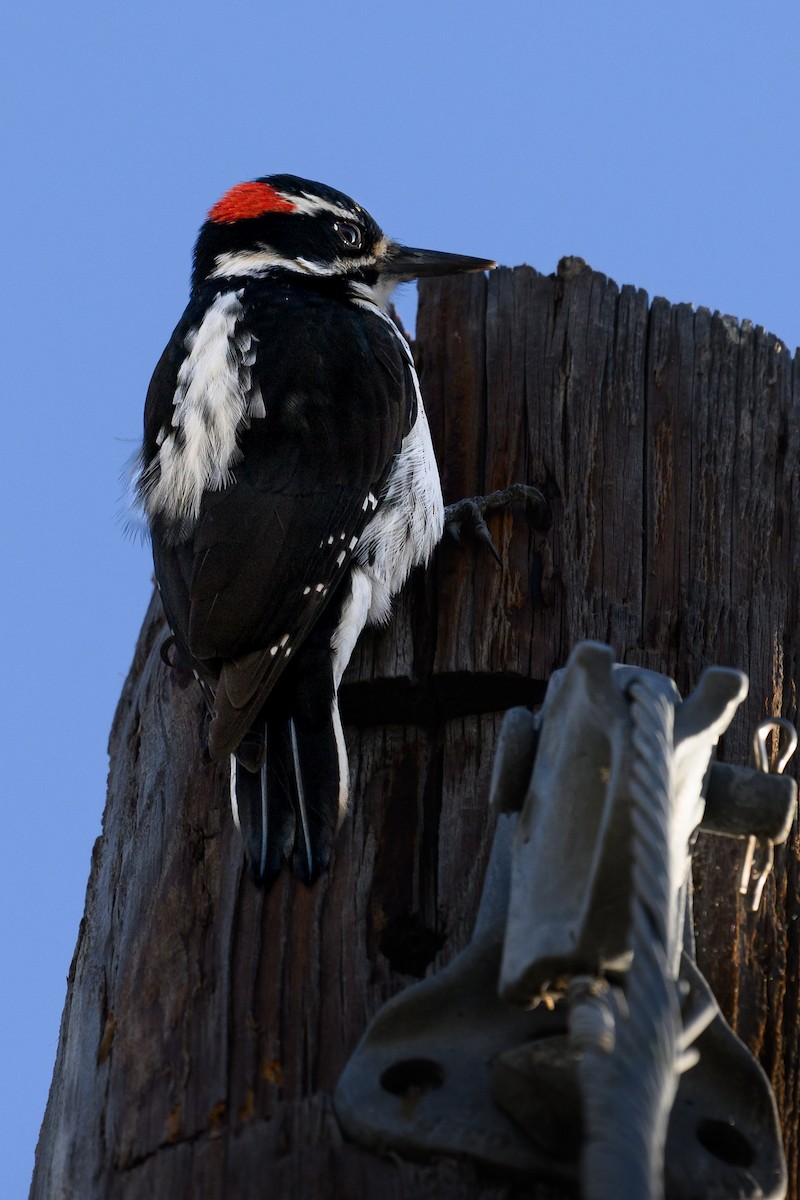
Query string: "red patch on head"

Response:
xmin=208 ymin=182 xmax=296 ymax=224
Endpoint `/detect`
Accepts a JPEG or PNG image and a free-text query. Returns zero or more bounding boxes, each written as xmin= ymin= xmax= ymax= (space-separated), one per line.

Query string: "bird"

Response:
xmin=136 ymin=174 xmax=495 ymax=886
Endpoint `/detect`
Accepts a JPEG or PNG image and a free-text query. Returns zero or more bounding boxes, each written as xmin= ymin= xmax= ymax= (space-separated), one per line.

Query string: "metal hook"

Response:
xmin=753 ymin=718 xmax=798 ymax=775
xmin=739 ymin=835 xmax=775 ymax=912
xmin=740 ymin=719 xmax=797 ymax=912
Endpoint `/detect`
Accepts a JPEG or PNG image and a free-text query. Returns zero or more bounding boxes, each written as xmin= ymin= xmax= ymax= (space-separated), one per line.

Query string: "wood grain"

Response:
xmin=31 ymin=263 xmax=800 ymax=1198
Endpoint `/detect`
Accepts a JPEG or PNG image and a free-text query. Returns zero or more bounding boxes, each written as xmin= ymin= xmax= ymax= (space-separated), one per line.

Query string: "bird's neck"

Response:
xmin=193 ymin=262 xmax=400 ymax=316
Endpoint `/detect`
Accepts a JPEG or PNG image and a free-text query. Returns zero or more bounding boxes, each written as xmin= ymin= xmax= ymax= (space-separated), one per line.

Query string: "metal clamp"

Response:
xmin=335 ymin=643 xmax=796 ymax=1199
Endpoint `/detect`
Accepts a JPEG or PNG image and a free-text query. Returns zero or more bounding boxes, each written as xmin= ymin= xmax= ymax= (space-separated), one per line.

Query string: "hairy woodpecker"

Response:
xmin=136 ymin=174 xmax=494 ymax=886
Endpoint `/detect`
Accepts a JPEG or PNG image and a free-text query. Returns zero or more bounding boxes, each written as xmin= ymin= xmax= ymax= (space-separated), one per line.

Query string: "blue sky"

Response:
xmin=3 ymin=1 xmax=798 ymax=1192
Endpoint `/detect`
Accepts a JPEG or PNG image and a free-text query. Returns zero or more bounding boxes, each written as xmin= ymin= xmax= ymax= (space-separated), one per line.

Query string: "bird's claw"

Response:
xmin=444 ymin=498 xmax=502 ymax=563
xmin=443 ymin=484 xmax=550 ymax=566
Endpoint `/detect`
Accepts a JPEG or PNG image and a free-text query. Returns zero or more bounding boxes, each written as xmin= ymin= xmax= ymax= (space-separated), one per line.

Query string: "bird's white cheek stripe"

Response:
xmin=287 ymin=191 xmax=363 ymax=222
xmin=210 ymin=247 xmax=384 ymax=281
xmin=141 ymin=291 xmax=255 ymax=522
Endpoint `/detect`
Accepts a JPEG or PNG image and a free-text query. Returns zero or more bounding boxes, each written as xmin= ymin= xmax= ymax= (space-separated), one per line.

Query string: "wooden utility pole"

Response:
xmin=31 ymin=261 xmax=800 ymax=1199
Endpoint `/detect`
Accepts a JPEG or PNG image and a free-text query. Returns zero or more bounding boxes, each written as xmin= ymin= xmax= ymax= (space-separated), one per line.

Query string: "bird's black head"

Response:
xmin=191 ymin=174 xmax=495 ymax=302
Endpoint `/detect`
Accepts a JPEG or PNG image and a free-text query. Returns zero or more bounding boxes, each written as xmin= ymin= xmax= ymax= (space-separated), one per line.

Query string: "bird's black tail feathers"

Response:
xmin=230 ymin=705 xmax=344 ymax=887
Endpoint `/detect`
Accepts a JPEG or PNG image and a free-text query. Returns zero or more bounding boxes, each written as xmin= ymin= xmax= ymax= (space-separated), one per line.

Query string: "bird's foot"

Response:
xmin=443 ymin=484 xmax=550 ymax=565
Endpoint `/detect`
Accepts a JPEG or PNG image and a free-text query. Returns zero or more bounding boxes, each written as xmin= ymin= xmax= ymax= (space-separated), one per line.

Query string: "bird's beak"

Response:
xmin=383 ymin=242 xmax=496 ymax=280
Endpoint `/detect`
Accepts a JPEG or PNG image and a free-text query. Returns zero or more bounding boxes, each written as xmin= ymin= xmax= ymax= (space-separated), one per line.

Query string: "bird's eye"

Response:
xmin=335 ymin=221 xmax=362 ymax=249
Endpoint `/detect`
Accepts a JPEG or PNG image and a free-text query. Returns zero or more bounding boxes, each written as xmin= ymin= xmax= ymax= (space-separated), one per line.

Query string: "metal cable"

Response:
xmin=570 ymin=678 xmax=683 ymax=1200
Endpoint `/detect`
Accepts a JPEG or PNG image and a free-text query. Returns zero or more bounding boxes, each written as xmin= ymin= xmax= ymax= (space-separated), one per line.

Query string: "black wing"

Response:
xmin=148 ymin=283 xmax=412 ymax=756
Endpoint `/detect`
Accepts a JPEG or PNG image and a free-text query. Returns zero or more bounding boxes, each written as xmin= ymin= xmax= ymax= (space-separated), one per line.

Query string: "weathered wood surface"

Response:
xmin=32 ymin=260 xmax=800 ymax=1199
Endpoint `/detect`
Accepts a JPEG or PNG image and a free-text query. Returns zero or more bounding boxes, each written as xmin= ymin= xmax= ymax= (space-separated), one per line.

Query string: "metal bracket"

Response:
xmin=335 ymin=642 xmax=796 ymax=1199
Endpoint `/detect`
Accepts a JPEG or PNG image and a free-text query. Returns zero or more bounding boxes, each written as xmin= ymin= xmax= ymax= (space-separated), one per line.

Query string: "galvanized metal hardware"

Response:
xmin=335 ymin=642 xmax=797 ymax=1199
xmin=736 ymin=719 xmax=798 ymax=910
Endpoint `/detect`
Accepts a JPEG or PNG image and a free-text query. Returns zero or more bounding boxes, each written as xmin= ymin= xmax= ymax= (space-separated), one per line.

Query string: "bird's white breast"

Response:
xmin=345 ymin=297 xmax=445 ymax=625
xmin=355 ymin=403 xmax=444 ymax=624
